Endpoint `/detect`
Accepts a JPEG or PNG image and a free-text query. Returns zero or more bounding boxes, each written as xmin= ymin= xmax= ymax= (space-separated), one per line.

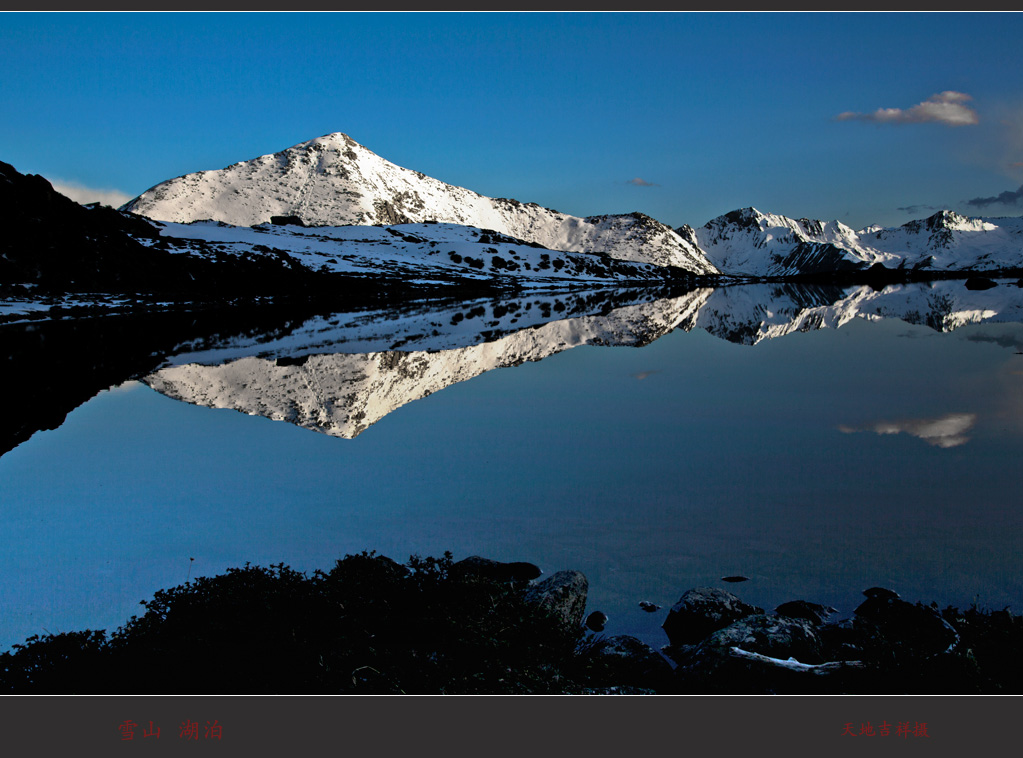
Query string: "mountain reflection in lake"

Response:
xmin=2 ymin=280 xmax=1023 ymax=652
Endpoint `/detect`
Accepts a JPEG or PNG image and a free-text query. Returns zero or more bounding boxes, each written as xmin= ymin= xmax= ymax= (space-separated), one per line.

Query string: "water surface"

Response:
xmin=2 ymin=281 xmax=1022 ymax=651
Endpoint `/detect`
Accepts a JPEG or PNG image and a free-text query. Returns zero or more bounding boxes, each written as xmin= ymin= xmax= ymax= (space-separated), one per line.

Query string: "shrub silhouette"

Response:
xmin=0 ymin=553 xmax=585 ymax=694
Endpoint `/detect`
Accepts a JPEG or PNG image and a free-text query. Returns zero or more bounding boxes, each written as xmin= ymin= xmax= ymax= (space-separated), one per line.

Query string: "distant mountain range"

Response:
xmin=3 ymin=133 xmax=1023 ymax=305
xmin=121 ymin=132 xmax=1023 ymax=281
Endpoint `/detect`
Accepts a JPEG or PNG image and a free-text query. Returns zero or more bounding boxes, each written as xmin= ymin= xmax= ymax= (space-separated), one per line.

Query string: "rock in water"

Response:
xmin=639 ymin=601 xmax=661 ymax=613
xmin=586 ymin=611 xmax=609 ymax=632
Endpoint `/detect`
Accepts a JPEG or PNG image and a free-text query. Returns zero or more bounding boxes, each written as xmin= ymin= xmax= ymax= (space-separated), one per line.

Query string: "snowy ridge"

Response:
xmin=692 ymin=207 xmax=899 ymax=277
xmin=858 ymin=210 xmax=1023 ymax=271
xmin=141 ymin=219 xmax=686 ymax=287
xmin=124 ymin=133 xmax=716 ymax=274
xmin=690 ymin=207 xmax=1023 ymax=277
xmin=144 ymin=289 xmax=713 ymax=438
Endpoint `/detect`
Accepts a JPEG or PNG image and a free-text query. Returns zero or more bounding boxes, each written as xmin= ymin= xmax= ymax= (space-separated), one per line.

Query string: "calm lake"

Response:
xmin=2 ymin=280 xmax=1022 ymax=652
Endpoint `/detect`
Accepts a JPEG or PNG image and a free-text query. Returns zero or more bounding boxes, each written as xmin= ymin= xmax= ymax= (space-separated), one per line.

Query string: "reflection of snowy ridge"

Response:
xmin=124 ymin=133 xmax=716 ymax=274
xmin=693 ymin=284 xmax=864 ymax=345
xmin=144 ymin=281 xmax=1023 ymax=439
xmin=693 ymin=280 xmax=1023 ymax=345
xmin=846 ymin=281 xmax=1023 ymax=332
xmin=144 ymin=290 xmax=713 ymax=439
xmin=160 ymin=289 xmax=689 ymax=367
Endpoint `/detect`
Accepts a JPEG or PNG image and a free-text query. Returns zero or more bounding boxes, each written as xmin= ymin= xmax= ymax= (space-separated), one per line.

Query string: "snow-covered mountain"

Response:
xmin=858 ymin=210 xmax=1023 ymax=271
xmin=690 ymin=208 xmax=900 ymax=277
xmin=123 ymin=133 xmax=716 ymax=275
xmin=118 ymin=133 xmax=1023 ymax=282
xmin=688 ymin=207 xmax=1023 ymax=278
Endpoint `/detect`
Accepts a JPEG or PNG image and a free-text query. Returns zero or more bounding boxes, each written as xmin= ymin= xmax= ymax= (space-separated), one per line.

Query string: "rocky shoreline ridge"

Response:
xmin=1 ymin=552 xmax=1018 ymax=694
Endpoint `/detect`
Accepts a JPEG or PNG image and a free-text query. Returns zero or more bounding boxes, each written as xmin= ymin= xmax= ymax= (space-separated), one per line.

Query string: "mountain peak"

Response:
xmin=298 ymin=132 xmax=360 ymax=150
xmin=118 ymin=134 xmax=718 ymax=273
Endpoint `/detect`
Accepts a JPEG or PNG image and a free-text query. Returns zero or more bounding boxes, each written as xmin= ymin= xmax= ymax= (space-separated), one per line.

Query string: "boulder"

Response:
xmin=700 ymin=614 xmax=825 ymax=664
xmin=587 ymin=635 xmax=673 ymax=689
xmin=662 ymin=587 xmax=763 ymax=646
xmin=854 ymin=595 xmax=960 ymax=657
xmin=639 ymin=601 xmax=661 ymax=613
xmin=525 ymin=570 xmax=589 ymax=629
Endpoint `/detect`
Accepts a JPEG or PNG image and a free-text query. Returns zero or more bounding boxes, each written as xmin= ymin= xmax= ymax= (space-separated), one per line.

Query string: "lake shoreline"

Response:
xmin=1 ymin=552 xmax=1018 ymax=695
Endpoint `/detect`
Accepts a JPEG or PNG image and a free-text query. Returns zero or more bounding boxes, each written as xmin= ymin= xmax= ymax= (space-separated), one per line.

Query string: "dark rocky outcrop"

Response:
xmin=0 ymin=161 xmax=323 ymax=297
xmin=661 ymin=587 xmax=763 ymax=646
xmin=269 ymin=215 xmax=307 ymax=227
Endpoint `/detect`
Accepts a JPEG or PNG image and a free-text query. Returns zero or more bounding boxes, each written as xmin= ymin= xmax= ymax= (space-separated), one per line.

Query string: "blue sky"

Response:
xmin=2 ymin=12 xmax=1022 ymax=229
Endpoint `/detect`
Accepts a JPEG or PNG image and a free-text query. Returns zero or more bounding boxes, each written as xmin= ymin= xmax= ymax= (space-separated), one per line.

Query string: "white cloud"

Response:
xmin=48 ymin=179 xmax=132 ymax=208
xmin=835 ymin=91 xmax=979 ymax=127
xmin=627 ymin=177 xmax=658 ymax=187
xmin=838 ymin=412 xmax=977 ymax=448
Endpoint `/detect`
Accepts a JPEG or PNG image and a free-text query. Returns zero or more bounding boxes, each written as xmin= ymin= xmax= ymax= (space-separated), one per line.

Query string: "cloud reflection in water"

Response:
xmin=839 ymin=413 xmax=978 ymax=448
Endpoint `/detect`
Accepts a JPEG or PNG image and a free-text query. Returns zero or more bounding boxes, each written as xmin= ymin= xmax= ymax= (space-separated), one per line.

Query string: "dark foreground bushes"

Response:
xmin=3 ymin=553 xmax=1021 ymax=694
xmin=0 ymin=553 xmax=617 ymax=694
